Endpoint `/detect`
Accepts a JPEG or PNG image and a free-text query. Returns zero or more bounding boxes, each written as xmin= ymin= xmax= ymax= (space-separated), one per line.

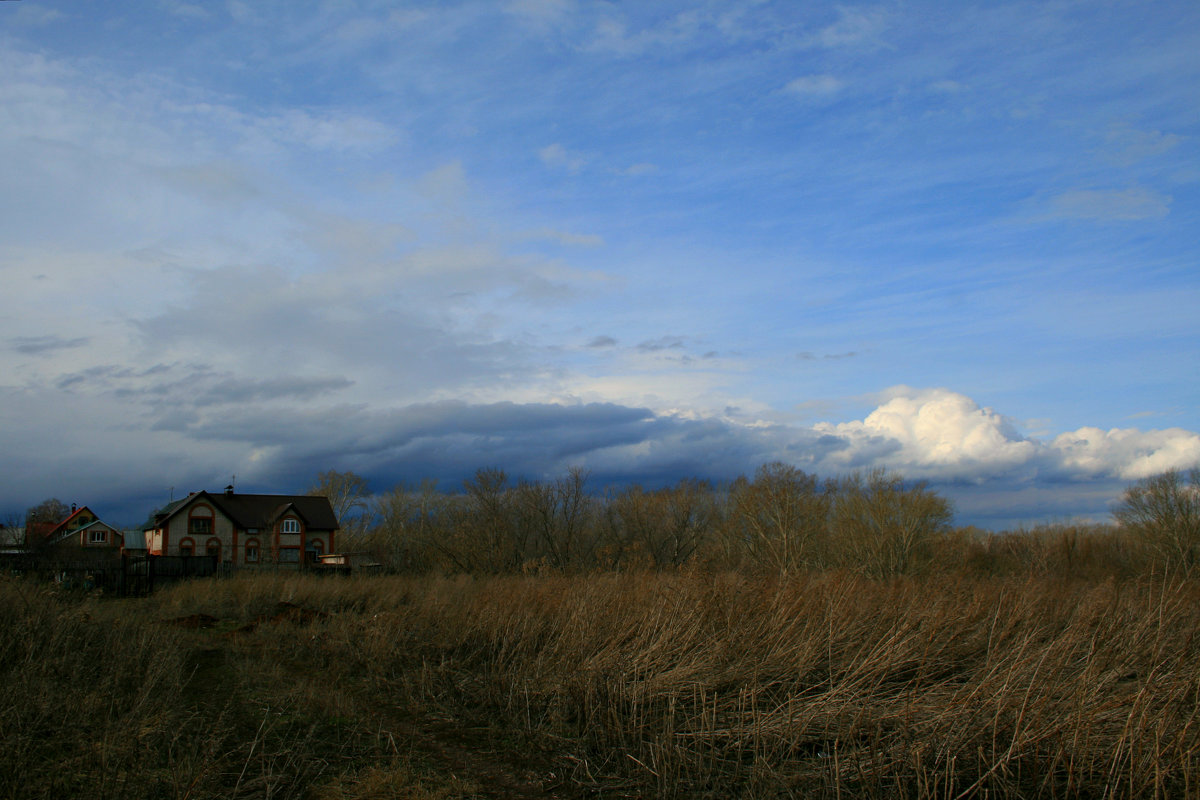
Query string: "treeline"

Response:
xmin=314 ymin=464 xmax=1200 ymax=579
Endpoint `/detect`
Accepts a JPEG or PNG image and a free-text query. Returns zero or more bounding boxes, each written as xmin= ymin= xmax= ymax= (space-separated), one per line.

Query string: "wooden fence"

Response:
xmin=0 ymin=552 xmax=226 ymax=596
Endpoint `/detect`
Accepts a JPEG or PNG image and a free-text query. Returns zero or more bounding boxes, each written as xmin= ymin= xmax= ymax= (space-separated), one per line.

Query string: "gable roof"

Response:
xmin=50 ymin=518 xmax=123 ymax=545
xmin=149 ymin=491 xmax=339 ymax=532
xmin=48 ymin=505 xmax=99 ymax=538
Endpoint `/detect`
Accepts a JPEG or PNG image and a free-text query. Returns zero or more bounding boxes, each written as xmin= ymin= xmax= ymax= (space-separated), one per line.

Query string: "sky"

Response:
xmin=1 ymin=0 xmax=1198 ymax=528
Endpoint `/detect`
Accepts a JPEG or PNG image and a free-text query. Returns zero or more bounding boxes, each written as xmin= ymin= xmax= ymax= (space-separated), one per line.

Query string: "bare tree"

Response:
xmin=370 ymin=479 xmax=447 ymax=572
xmin=831 ymin=469 xmax=952 ymax=578
xmin=605 ymin=479 xmax=716 ymax=569
xmin=23 ymin=498 xmax=71 ymax=552
xmin=515 ymin=467 xmax=595 ymax=571
xmin=730 ymin=463 xmax=832 ymax=574
xmin=461 ymin=468 xmax=528 ymax=573
xmin=308 ymin=470 xmax=371 ymax=545
xmin=1114 ymin=467 xmax=1200 ymax=572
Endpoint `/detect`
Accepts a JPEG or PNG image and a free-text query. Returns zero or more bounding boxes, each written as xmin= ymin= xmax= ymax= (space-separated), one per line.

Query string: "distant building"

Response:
xmin=317 ymin=551 xmax=383 ymax=572
xmin=0 ymin=525 xmax=25 ymax=555
xmin=144 ymin=486 xmax=339 ymax=567
xmin=45 ymin=506 xmax=128 ymax=554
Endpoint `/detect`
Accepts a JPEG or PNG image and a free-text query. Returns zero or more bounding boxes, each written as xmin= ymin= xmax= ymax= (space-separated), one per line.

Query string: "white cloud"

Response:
xmin=539 ymin=143 xmax=589 ymax=173
xmin=616 ymin=163 xmax=659 ymax=176
xmin=928 ymin=80 xmax=965 ymax=94
xmin=269 ymin=110 xmax=398 ymax=152
xmin=586 ymin=10 xmax=706 ymax=56
xmin=784 ymin=74 xmax=844 ymax=97
xmin=1051 ymin=426 xmax=1200 ymax=480
xmin=164 ymin=2 xmax=209 ymax=20
xmin=1049 ymin=188 xmax=1171 ymax=221
xmin=815 ymin=388 xmax=1037 ymax=477
xmin=814 ymin=6 xmax=888 ymax=48
xmin=9 ymin=5 xmax=64 ymax=27
xmin=415 ymin=161 xmax=470 ymax=206
xmin=1104 ymin=125 xmax=1181 ymax=165
xmin=806 ymin=389 xmax=1200 ymax=485
xmin=506 ymin=0 xmax=574 ymax=31
xmin=522 ymin=228 xmax=605 ymax=247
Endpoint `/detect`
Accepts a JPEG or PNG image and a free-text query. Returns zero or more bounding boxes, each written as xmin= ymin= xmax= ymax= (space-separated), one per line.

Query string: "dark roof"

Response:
xmin=150 ymin=492 xmax=339 ymax=531
xmin=143 ymin=497 xmax=190 ymax=531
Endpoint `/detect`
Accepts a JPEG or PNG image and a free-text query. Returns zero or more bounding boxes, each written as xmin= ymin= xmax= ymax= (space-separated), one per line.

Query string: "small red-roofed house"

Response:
xmin=45 ymin=506 xmax=127 ymax=552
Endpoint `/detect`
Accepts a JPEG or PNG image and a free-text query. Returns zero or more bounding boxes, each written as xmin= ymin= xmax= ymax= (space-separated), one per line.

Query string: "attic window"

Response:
xmin=281 ymin=518 xmax=300 ymax=534
xmin=89 ymin=529 xmax=107 ymax=544
xmin=189 ymin=507 xmax=214 ymax=536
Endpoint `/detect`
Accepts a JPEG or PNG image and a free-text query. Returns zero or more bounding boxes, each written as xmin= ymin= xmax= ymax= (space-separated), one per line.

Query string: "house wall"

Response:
xmin=163 ymin=501 xmax=238 ymax=563
xmin=150 ymin=495 xmax=337 ymax=569
xmin=78 ymin=525 xmax=123 ymax=549
xmin=51 ymin=523 xmax=124 ymax=551
xmin=270 ymin=516 xmax=332 ymax=566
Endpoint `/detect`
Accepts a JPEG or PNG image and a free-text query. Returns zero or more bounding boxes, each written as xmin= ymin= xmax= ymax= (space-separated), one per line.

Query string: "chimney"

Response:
xmin=225 ymin=485 xmax=235 ymax=496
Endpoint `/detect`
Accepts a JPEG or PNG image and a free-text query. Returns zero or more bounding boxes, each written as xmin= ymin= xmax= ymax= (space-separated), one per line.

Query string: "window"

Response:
xmin=281 ymin=518 xmax=301 ymax=534
xmin=190 ymin=517 xmax=212 ymax=536
xmin=245 ymin=539 xmax=260 ymax=563
xmin=179 ymin=537 xmax=195 ymax=557
xmin=205 ymin=538 xmax=221 ymax=560
xmin=279 ymin=547 xmax=300 ymax=563
xmin=88 ymin=529 xmax=107 ymax=544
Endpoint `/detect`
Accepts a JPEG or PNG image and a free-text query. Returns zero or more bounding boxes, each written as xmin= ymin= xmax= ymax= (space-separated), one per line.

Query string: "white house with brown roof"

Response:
xmin=144 ymin=487 xmax=339 ymax=567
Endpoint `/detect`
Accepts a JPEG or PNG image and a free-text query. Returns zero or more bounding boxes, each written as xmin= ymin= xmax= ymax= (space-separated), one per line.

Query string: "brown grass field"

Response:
xmin=2 ymin=567 xmax=1198 ymax=798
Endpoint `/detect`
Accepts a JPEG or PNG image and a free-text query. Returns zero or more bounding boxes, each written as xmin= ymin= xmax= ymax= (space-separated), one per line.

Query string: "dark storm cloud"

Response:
xmin=194 ymin=400 xmax=840 ymax=495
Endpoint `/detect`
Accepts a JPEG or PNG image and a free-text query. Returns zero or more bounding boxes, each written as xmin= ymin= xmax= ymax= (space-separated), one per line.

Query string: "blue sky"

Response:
xmin=2 ymin=0 xmax=1198 ymax=527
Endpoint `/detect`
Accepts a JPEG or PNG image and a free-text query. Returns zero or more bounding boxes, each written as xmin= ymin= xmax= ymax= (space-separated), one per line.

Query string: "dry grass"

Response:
xmin=2 ymin=570 xmax=1198 ymax=798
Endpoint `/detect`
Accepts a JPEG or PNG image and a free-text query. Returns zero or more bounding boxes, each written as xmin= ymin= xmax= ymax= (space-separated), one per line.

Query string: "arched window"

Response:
xmin=205 ymin=538 xmax=221 ymax=560
xmin=245 ymin=538 xmax=260 ymax=563
xmin=307 ymin=539 xmax=324 ymax=562
xmin=189 ymin=506 xmax=214 ymax=537
xmin=281 ymin=518 xmax=301 ymax=534
xmin=178 ymin=537 xmax=195 ymax=557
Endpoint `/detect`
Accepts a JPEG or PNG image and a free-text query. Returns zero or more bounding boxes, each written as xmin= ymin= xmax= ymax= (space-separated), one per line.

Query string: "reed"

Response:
xmin=2 ymin=568 xmax=1197 ymax=798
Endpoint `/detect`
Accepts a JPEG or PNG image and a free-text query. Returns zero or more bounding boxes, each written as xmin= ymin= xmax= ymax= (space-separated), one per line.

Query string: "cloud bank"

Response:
xmin=2 ymin=378 xmax=1196 ymax=528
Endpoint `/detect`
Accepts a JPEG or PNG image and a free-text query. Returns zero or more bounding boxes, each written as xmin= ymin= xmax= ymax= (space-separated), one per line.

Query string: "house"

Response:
xmin=144 ymin=487 xmax=339 ymax=568
xmin=45 ymin=505 xmax=128 ymax=553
